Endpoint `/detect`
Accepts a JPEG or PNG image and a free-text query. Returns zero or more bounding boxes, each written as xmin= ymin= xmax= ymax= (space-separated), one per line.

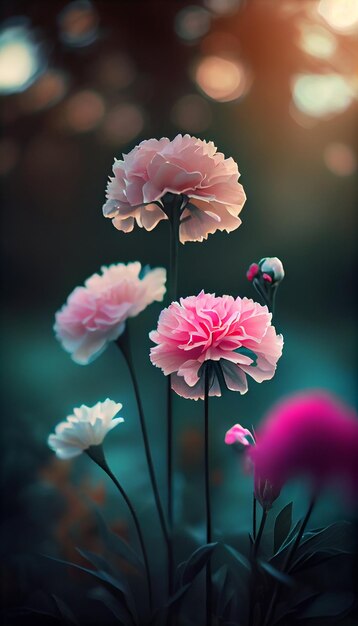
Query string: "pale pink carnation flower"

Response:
xmin=103 ymin=134 xmax=246 ymax=243
xmin=149 ymin=291 xmax=283 ymax=400
xmin=55 ymin=262 xmax=166 ymax=365
xmin=251 ymin=391 xmax=358 ymax=499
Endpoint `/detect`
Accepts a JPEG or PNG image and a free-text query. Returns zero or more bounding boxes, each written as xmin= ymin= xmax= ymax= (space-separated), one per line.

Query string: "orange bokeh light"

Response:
xmin=194 ymin=55 xmax=250 ymax=102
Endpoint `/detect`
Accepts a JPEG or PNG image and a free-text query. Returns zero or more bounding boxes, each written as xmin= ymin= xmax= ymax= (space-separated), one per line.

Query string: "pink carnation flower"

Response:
xmin=149 ymin=291 xmax=283 ymax=400
xmin=251 ymin=391 xmax=358 ymax=498
xmin=55 ymin=262 xmax=166 ymax=365
xmin=103 ymin=134 xmax=246 ymax=243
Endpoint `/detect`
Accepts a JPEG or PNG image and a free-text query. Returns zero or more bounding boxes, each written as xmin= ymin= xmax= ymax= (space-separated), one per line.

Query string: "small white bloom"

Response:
xmin=48 ymin=399 xmax=124 ymax=459
xmin=259 ymin=257 xmax=285 ymax=282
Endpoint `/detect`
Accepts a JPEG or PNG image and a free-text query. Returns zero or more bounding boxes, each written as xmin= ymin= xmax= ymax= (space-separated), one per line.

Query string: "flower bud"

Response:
xmin=254 ymin=474 xmax=281 ymax=511
xmin=246 ymin=256 xmax=285 ymax=313
xmin=259 ymin=257 xmax=285 ymax=284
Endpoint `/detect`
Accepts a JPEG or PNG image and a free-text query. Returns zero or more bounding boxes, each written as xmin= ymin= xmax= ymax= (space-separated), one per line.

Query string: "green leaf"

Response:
xmin=50 ymin=594 xmax=78 ymax=625
xmin=94 ymin=509 xmax=144 ymax=572
xmin=258 ymin=560 xmax=294 ymax=587
xmin=212 ymin=565 xmax=237 ymax=622
xmin=181 ymin=542 xmax=218 ymax=586
xmin=88 ymin=587 xmax=134 ymax=625
xmin=274 ymin=502 xmax=293 ymax=554
xmin=291 ymin=548 xmax=351 ymax=573
xmin=76 ymin=548 xmax=116 ymax=575
xmin=298 ymin=592 xmax=355 ymax=619
xmin=281 ymin=518 xmax=301 ymax=550
xmin=42 ymin=554 xmax=137 ymax=623
xmin=165 ymin=583 xmax=192 ymax=609
xmin=223 ymin=544 xmax=251 ymax=571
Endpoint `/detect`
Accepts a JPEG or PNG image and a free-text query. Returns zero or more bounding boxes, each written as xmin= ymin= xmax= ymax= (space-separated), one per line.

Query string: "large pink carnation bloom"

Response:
xmin=55 ymin=262 xmax=166 ymax=365
xmin=149 ymin=291 xmax=283 ymax=400
xmin=103 ymin=134 xmax=246 ymax=243
xmin=251 ymin=391 xmax=358 ymax=499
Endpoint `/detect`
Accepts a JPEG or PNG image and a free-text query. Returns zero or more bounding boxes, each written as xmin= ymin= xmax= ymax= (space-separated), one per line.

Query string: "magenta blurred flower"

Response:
xmin=225 ymin=424 xmax=254 ymax=446
xmin=251 ymin=391 xmax=358 ymax=498
xmin=55 ymin=262 xmax=166 ymax=364
xmin=102 ymin=134 xmax=246 ymax=243
xmin=149 ymin=291 xmax=283 ymax=400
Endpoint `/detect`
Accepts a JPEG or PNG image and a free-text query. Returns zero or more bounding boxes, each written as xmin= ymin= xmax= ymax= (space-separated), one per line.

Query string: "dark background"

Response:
xmin=1 ymin=0 xmax=357 ymax=619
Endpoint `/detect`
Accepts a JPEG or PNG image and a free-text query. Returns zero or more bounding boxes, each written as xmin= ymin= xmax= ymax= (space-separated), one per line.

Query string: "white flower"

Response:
xmin=48 ymin=399 xmax=124 ymax=459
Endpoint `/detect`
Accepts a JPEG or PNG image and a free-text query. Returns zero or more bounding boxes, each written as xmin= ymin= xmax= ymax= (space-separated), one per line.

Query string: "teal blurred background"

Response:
xmin=1 ymin=0 xmax=357 ymax=618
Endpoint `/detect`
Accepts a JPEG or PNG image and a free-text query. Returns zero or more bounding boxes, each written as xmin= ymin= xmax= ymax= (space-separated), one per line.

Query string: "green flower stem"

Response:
xmin=166 ymin=195 xmax=181 ymax=599
xmin=262 ymin=496 xmax=316 ymax=626
xmin=253 ymin=507 xmax=268 ymax=558
xmin=115 ymin=332 xmax=170 ymax=552
xmin=86 ymin=445 xmax=153 ymax=612
xmin=248 ymin=506 xmax=269 ymax=626
xmin=252 ymin=494 xmax=257 ymax=541
xmin=204 ymin=368 xmax=212 ymax=626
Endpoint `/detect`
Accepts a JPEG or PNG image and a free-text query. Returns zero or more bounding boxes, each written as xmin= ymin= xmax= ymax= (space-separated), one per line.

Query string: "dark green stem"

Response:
xmin=86 ymin=445 xmax=153 ymax=612
xmin=253 ymin=507 xmax=268 ymax=558
xmin=165 ymin=195 xmax=181 ymax=599
xmin=252 ymin=495 xmax=257 ymax=541
xmin=249 ymin=507 xmax=269 ymax=626
xmin=204 ymin=368 xmax=212 ymax=626
xmin=262 ymin=497 xmax=316 ymax=626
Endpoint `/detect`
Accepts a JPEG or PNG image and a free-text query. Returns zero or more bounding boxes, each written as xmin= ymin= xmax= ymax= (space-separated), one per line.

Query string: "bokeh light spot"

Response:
xmin=58 ymin=0 xmax=99 ymax=47
xmin=171 ymin=94 xmax=212 ymax=132
xmin=66 ymin=90 xmax=105 ymax=132
xmin=94 ymin=53 xmax=136 ymax=90
xmin=298 ymin=23 xmax=337 ymax=59
xmin=0 ymin=23 xmax=44 ymax=94
xmin=292 ymin=73 xmax=353 ymax=118
xmin=175 ymin=6 xmax=211 ymax=42
xmin=101 ymin=103 xmax=144 ymax=146
xmin=194 ymin=55 xmax=251 ymax=102
xmin=19 ymin=69 xmax=68 ymax=112
xmin=204 ymin=0 xmax=242 ymax=16
xmin=318 ymin=0 xmax=358 ymax=34
xmin=324 ymin=143 xmax=357 ymax=176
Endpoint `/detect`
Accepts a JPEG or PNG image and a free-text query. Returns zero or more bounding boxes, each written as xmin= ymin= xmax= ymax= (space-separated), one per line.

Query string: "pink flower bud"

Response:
xmin=246 ymin=263 xmax=260 ymax=282
xmin=225 ymin=423 xmax=254 ymax=446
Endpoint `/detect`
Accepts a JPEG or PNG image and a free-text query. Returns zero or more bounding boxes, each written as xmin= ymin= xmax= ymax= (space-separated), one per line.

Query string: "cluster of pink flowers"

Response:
xmin=102 ymin=134 xmax=246 ymax=243
xmin=54 ymin=262 xmax=166 ymax=365
xmin=150 ymin=291 xmax=283 ymax=400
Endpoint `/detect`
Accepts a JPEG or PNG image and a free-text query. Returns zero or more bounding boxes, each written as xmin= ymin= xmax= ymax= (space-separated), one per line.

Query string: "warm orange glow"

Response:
xmin=66 ymin=90 xmax=105 ymax=132
xmin=171 ymin=94 xmax=212 ymax=132
xmin=203 ymin=0 xmax=241 ymax=16
xmin=101 ymin=103 xmax=144 ymax=145
xmin=324 ymin=143 xmax=357 ymax=176
xmin=194 ymin=55 xmax=250 ymax=102
xmin=19 ymin=70 xmax=68 ymax=112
